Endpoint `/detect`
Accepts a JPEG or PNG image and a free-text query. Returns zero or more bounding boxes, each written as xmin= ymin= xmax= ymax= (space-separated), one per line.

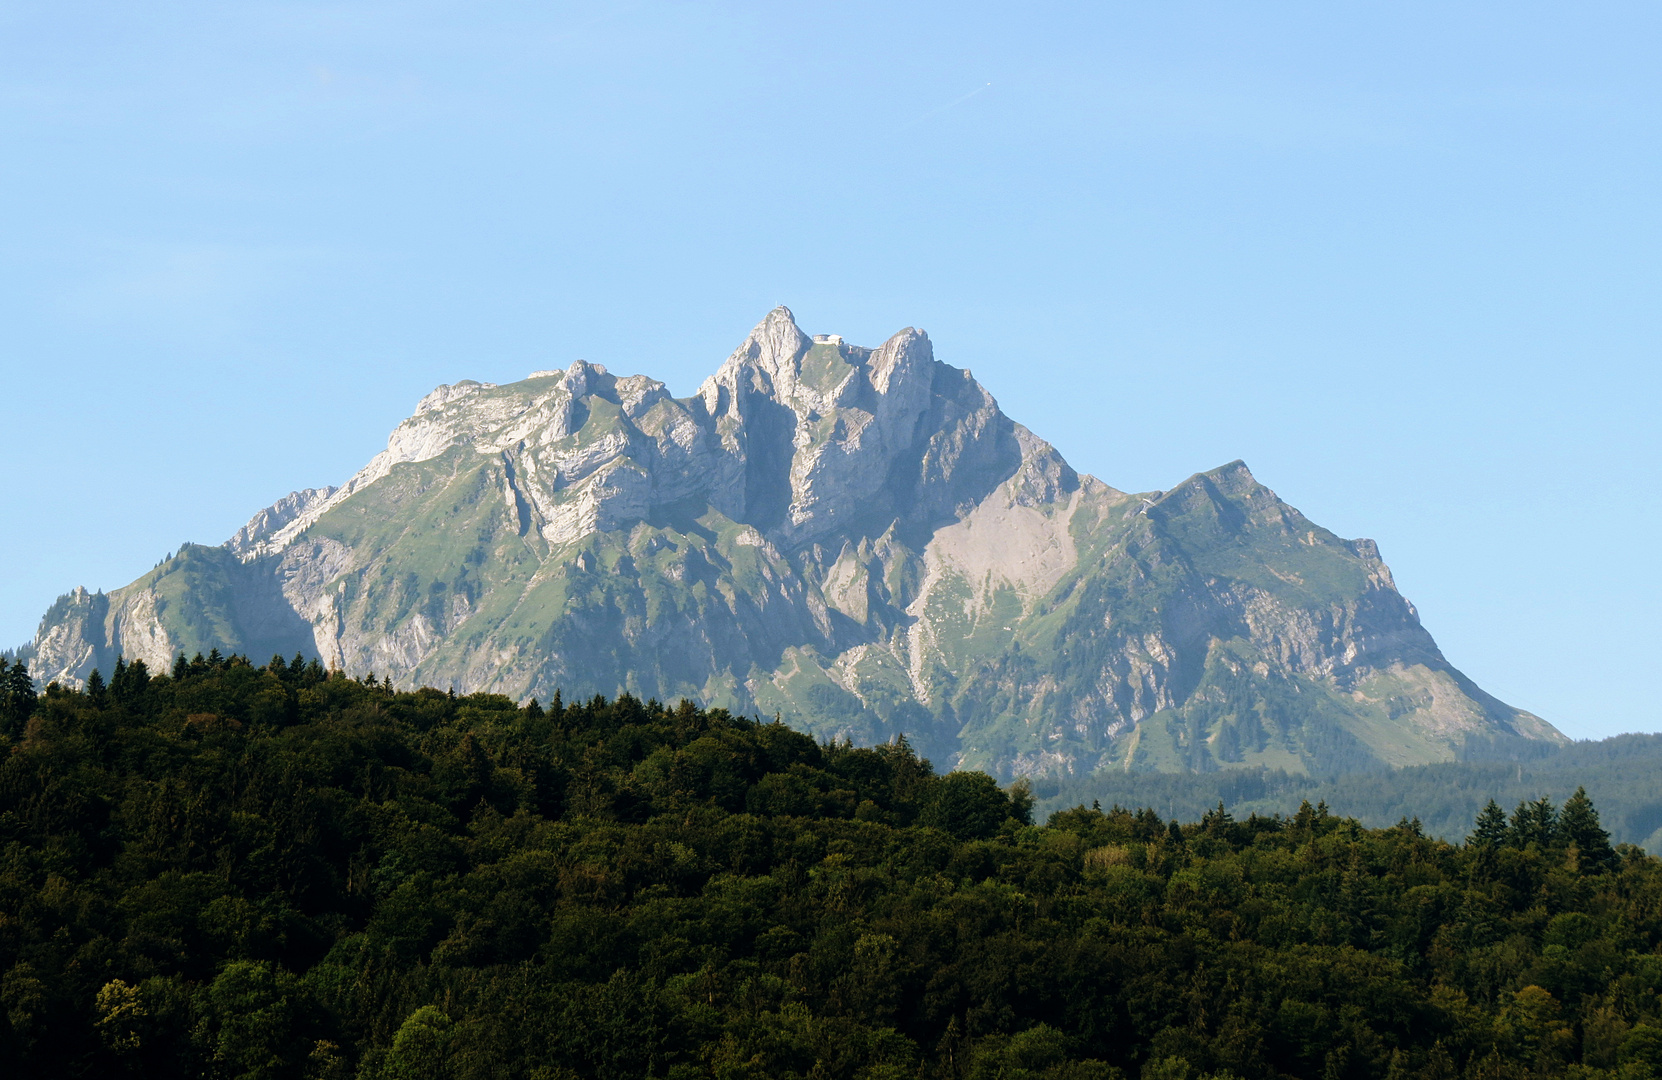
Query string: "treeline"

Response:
xmin=1034 ymin=736 xmax=1662 ymax=852
xmin=5 ymin=654 xmax=1662 ymax=1079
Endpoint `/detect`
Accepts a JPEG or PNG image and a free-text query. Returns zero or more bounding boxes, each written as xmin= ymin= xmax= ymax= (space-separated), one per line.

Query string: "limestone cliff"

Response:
xmin=18 ymin=308 xmax=1566 ymax=775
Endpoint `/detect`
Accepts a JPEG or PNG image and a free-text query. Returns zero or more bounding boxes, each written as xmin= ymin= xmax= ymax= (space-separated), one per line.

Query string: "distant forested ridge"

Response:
xmin=4 ymin=653 xmax=1662 ymax=1080
xmin=1032 ymin=735 xmax=1662 ymax=854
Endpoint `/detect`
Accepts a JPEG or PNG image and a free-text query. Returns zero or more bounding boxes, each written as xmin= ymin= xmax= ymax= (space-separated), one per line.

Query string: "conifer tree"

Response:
xmin=1203 ymin=801 xmax=1233 ymax=834
xmin=85 ymin=668 xmax=106 ymax=707
xmin=107 ymin=657 xmax=139 ymax=704
xmin=1560 ymin=787 xmax=1616 ymax=871
xmin=1 ymin=658 xmax=37 ymax=735
xmin=1511 ymin=796 xmax=1559 ymax=848
xmin=12 ymin=659 xmax=31 ymax=707
xmin=123 ymin=658 xmax=150 ymax=700
xmin=1471 ymin=800 xmax=1510 ymax=847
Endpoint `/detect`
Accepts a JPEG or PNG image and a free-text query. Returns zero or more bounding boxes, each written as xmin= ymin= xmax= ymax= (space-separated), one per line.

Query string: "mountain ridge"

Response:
xmin=16 ymin=306 xmax=1564 ymax=775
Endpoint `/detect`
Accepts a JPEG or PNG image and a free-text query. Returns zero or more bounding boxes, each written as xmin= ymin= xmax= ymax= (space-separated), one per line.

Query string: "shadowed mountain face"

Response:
xmin=19 ymin=308 xmax=1564 ymax=775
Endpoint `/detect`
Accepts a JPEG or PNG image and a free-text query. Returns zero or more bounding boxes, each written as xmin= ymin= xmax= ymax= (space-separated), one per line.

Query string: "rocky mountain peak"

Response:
xmin=559 ymin=358 xmax=609 ymax=399
xmin=737 ymin=305 xmax=812 ymax=374
xmin=17 ymin=307 xmax=1564 ymax=778
xmin=225 ymin=487 xmax=339 ymax=557
xmin=414 ymin=379 xmax=497 ymax=417
xmin=697 ymin=306 xmax=809 ymax=415
xmin=868 ymin=326 xmax=931 ymax=396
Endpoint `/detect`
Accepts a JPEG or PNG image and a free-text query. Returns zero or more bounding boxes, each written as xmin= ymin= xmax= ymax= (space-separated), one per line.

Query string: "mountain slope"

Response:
xmin=18 ymin=307 xmax=1563 ymax=774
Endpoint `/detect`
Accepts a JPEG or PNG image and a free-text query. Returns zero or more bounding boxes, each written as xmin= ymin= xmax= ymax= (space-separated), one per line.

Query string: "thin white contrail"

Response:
xmin=901 ymin=83 xmax=992 ymax=130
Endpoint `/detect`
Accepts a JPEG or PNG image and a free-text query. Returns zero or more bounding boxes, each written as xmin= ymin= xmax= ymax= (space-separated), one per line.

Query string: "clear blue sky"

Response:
xmin=3 ymin=2 xmax=1657 ymax=739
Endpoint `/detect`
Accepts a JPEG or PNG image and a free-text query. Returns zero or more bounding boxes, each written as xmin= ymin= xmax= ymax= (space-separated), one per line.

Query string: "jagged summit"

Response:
xmin=18 ymin=308 xmax=1564 ymax=776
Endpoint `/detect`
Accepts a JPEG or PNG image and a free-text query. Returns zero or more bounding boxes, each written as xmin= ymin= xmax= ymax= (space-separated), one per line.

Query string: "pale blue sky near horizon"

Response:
xmin=2 ymin=2 xmax=1657 ymax=740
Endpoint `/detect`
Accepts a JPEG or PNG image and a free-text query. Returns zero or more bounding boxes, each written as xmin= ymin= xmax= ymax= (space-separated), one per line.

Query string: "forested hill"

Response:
xmin=4 ymin=655 xmax=1662 ymax=1080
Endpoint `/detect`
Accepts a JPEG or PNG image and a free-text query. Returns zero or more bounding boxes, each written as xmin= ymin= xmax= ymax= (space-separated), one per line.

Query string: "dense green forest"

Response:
xmin=5 ymin=654 xmax=1662 ymax=1080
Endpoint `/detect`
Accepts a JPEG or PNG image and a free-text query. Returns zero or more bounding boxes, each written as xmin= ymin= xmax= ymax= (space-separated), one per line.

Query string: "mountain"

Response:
xmin=17 ymin=307 xmax=1564 ymax=775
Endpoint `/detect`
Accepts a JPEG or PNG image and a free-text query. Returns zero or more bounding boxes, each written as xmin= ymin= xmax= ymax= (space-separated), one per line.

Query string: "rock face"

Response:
xmin=17 ymin=308 xmax=1566 ymax=775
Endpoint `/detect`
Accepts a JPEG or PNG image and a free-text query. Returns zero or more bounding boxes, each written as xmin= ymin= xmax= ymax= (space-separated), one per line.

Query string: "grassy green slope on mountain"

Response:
xmin=136 ymin=547 xmax=242 ymax=655
xmin=308 ymin=451 xmax=548 ymax=680
xmin=115 ymin=543 xmax=317 ymax=663
xmin=302 ymin=449 xmax=886 ymax=729
xmin=948 ymin=461 xmax=1542 ymax=778
xmin=948 ymin=472 xmax=1260 ymax=774
xmin=1117 ymin=638 xmax=1385 ymax=775
xmin=1147 ymin=461 xmax=1372 ymax=604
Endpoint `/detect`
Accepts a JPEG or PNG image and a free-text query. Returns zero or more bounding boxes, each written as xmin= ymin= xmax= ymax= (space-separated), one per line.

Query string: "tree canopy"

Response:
xmin=1 ymin=653 xmax=1659 ymax=1080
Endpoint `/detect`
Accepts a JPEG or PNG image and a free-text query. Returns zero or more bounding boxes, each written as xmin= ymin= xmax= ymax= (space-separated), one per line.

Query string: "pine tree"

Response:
xmin=1 ymin=659 xmax=37 ymax=735
xmin=1203 ymin=801 xmax=1234 ymax=834
xmin=172 ymin=653 xmax=189 ymax=680
xmin=13 ymin=660 xmax=34 ymax=707
xmin=1511 ymin=796 xmax=1559 ymax=848
xmin=123 ymin=659 xmax=150 ymax=701
xmin=107 ymin=656 xmax=139 ymax=704
xmin=1559 ymin=786 xmax=1615 ymax=872
xmin=85 ymin=668 xmax=107 ymax=707
xmin=1471 ymin=800 xmax=1510 ymax=847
